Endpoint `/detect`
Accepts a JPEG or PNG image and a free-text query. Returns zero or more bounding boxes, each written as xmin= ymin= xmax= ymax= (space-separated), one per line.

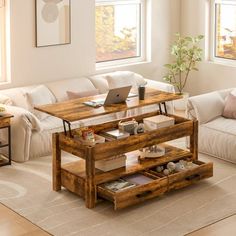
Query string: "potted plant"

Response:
xmin=163 ymin=33 xmax=204 ymax=110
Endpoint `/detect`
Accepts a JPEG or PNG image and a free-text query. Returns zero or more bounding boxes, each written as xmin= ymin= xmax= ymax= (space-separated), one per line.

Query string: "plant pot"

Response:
xmin=174 ymin=92 xmax=189 ymax=111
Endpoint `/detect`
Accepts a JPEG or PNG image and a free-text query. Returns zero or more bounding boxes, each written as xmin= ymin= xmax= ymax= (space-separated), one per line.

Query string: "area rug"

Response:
xmin=0 ymin=149 xmax=236 ymax=236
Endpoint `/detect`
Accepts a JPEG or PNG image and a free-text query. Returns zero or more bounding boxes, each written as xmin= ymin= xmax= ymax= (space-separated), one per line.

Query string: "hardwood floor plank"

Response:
xmin=0 ymin=204 xmax=50 ymax=236
xmin=187 ymin=214 xmax=236 ymax=236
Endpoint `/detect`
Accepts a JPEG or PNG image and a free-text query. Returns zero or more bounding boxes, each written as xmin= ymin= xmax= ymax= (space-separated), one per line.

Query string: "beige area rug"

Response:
xmin=0 ymin=148 xmax=236 ymax=236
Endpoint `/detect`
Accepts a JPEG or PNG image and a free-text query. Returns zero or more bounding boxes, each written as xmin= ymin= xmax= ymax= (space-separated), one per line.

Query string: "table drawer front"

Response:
xmin=97 ymin=161 xmax=213 ymax=210
xmin=61 ymin=169 xmax=85 ymax=198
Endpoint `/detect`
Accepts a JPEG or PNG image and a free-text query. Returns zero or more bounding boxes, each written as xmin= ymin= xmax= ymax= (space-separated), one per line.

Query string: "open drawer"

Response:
xmin=97 ymin=160 xmax=213 ymax=210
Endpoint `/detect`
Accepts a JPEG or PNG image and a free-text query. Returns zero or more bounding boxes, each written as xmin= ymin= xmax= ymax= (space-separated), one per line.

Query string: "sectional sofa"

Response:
xmin=0 ymin=71 xmax=174 ymax=162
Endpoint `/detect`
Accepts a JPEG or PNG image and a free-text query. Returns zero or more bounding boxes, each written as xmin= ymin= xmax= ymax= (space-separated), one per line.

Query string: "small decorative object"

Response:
xmin=74 ymin=127 xmax=105 ymax=146
xmin=156 ymin=166 xmax=164 ymax=173
xmin=167 ymin=162 xmax=176 ymax=172
xmin=138 ymin=85 xmax=145 ymax=100
xmin=82 ymin=128 xmax=95 ymax=142
xmin=0 ymin=107 xmax=6 ymax=116
xmin=163 ymin=169 xmax=170 ymax=176
xmin=35 ymin=0 xmax=71 ymax=47
xmin=139 ymin=145 xmax=165 ymax=159
xmin=163 ymin=33 xmax=204 ymax=110
xmin=175 ymin=162 xmax=186 ymax=172
xmin=119 ymin=119 xmax=138 ymax=135
xmin=134 ymin=123 xmax=145 ymax=134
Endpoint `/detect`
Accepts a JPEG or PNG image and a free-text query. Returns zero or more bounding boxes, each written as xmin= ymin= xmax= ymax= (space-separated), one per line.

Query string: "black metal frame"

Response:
xmin=158 ymin=102 xmax=168 ymax=115
xmin=0 ymin=125 xmax=11 ymax=167
xmin=63 ymin=120 xmax=73 ymax=137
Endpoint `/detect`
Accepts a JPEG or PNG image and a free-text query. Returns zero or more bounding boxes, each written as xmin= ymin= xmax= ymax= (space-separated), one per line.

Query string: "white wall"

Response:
xmin=181 ymin=0 xmax=236 ymax=96
xmin=2 ymin=0 xmax=181 ymax=89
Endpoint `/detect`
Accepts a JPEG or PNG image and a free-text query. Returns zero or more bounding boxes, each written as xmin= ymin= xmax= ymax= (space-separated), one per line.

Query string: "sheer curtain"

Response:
xmin=0 ymin=0 xmax=5 ymax=82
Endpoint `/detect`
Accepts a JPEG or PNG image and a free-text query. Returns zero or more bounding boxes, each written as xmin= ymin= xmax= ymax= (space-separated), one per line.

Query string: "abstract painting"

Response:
xmin=35 ymin=0 xmax=71 ymax=47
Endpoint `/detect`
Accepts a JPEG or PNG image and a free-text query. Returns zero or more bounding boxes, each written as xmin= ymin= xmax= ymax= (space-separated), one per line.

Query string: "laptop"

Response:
xmin=84 ymin=86 xmax=132 ymax=107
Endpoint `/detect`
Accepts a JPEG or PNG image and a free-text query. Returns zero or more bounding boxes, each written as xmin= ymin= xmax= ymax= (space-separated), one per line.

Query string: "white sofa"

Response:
xmin=0 ymin=71 xmax=174 ymax=162
xmin=187 ymin=88 xmax=236 ymax=164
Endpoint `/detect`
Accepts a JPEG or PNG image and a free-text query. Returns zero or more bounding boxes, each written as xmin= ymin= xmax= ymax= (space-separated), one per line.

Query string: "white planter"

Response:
xmin=174 ymin=92 xmax=189 ymax=111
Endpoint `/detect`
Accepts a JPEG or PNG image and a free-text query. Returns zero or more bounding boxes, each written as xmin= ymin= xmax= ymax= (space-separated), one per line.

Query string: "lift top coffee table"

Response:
xmin=35 ymin=89 xmax=213 ymax=210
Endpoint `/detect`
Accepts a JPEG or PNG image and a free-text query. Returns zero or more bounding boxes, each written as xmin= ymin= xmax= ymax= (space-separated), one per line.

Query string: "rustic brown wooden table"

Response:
xmin=35 ymin=89 xmax=213 ymax=209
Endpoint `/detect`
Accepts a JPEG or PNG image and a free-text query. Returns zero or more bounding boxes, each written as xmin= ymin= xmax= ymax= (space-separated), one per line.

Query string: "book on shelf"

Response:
xmin=101 ymin=129 xmax=130 ymax=140
xmin=103 ymin=179 xmax=136 ymax=192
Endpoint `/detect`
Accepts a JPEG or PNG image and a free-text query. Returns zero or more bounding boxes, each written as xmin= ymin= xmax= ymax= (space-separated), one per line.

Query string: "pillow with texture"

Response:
xmin=106 ymin=71 xmax=146 ymax=90
xmin=223 ymin=93 xmax=236 ymax=119
xmin=25 ymin=85 xmax=56 ymax=120
xmin=188 ymin=91 xmax=224 ymax=124
xmin=0 ymin=94 xmax=12 ymax=105
xmin=67 ymin=89 xmax=99 ymax=100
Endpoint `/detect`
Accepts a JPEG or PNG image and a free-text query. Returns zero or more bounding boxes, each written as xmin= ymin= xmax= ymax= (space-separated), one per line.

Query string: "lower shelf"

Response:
xmin=97 ymin=160 xmax=213 ymax=210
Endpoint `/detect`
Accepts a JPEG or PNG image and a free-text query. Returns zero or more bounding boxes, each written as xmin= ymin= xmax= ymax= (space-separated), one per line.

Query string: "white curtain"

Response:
xmin=0 ymin=0 xmax=5 ymax=8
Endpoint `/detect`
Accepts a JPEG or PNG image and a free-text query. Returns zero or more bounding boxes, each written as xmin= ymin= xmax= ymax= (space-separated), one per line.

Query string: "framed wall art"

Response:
xmin=35 ymin=0 xmax=71 ymax=47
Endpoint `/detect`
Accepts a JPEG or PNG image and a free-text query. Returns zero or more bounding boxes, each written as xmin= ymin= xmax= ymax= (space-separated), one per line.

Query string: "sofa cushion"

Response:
xmin=25 ymin=85 xmax=56 ymax=120
xmin=67 ymin=89 xmax=99 ymax=100
xmin=223 ymin=93 xmax=236 ymax=119
xmin=0 ymin=94 xmax=12 ymax=105
xmin=46 ymin=77 xmax=96 ymax=102
xmin=199 ymin=117 xmax=236 ymax=163
xmin=89 ymin=71 xmax=146 ymax=94
xmin=106 ymin=71 xmax=146 ymax=90
xmin=188 ymin=91 xmax=225 ymax=124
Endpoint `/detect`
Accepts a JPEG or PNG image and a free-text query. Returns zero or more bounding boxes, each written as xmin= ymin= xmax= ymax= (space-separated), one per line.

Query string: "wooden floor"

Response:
xmin=187 ymin=214 xmax=236 ymax=236
xmin=0 ymin=204 xmax=50 ymax=236
xmin=0 ymin=202 xmax=236 ymax=236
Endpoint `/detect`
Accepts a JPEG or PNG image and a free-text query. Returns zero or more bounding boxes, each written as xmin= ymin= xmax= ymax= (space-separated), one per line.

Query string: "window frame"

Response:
xmin=210 ymin=0 xmax=236 ymax=65
xmin=95 ymin=0 xmax=146 ymax=69
xmin=0 ymin=1 xmax=6 ymax=82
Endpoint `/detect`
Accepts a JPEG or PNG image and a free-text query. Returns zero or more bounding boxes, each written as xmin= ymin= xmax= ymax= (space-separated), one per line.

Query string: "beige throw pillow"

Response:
xmin=106 ymin=71 xmax=146 ymax=90
xmin=223 ymin=93 xmax=236 ymax=119
xmin=0 ymin=94 xmax=12 ymax=105
xmin=67 ymin=89 xmax=99 ymax=99
xmin=25 ymin=85 xmax=56 ymax=120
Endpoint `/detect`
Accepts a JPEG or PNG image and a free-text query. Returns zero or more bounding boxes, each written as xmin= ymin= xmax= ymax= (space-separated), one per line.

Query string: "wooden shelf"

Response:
xmin=62 ymin=144 xmax=192 ymax=184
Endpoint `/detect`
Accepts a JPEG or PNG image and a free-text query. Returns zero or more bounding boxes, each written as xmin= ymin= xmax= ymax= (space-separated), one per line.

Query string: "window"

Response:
xmin=0 ymin=0 xmax=6 ymax=82
xmin=95 ymin=0 xmax=145 ymax=66
xmin=212 ymin=0 xmax=236 ymax=61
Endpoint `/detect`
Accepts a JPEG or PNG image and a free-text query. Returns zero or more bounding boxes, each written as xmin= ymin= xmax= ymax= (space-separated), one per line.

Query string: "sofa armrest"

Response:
xmin=1 ymin=105 xmax=43 ymax=162
xmin=145 ymin=79 xmax=175 ymax=93
xmin=3 ymin=105 xmax=42 ymax=132
xmin=187 ymin=91 xmax=225 ymax=124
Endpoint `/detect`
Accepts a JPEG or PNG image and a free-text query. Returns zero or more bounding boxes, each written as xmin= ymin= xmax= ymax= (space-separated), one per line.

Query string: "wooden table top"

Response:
xmin=35 ymin=88 xmax=181 ymax=123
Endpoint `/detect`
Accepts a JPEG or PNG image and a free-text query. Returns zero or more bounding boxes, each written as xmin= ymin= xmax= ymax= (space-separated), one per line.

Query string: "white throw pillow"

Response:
xmin=189 ymin=91 xmax=225 ymax=124
xmin=25 ymin=85 xmax=56 ymax=120
xmin=106 ymin=71 xmax=146 ymax=90
xmin=0 ymin=94 xmax=12 ymax=105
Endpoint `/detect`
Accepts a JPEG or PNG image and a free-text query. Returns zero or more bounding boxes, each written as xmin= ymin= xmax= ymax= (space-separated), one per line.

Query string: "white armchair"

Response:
xmin=187 ymin=89 xmax=236 ymax=164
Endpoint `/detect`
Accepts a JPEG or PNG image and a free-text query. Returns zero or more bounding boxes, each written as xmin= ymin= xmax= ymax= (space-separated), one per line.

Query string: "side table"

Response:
xmin=0 ymin=114 xmax=13 ymax=167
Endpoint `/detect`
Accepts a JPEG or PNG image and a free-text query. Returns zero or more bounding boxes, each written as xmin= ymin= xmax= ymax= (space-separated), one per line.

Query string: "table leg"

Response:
xmin=190 ymin=120 xmax=198 ymax=161
xmin=85 ymin=147 xmax=96 ymax=209
xmin=52 ymin=133 xmax=61 ymax=191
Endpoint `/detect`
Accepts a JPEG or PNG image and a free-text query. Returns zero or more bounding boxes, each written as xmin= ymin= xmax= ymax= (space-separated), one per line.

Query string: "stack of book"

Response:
xmin=103 ymin=173 xmax=154 ymax=192
xmin=100 ymin=129 xmax=130 ymax=141
xmin=95 ymin=154 xmax=127 ymax=172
